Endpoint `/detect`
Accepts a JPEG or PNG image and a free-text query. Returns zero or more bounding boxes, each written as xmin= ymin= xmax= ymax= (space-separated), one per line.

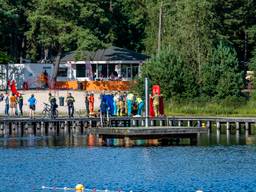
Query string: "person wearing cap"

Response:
xmin=66 ymin=93 xmax=75 ymax=118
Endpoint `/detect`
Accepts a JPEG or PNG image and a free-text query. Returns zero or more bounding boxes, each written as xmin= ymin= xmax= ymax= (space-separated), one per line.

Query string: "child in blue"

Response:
xmin=28 ymin=94 xmax=37 ymax=118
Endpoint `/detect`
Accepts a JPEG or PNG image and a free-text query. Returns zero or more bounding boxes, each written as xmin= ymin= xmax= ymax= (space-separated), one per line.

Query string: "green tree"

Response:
xmin=110 ymin=0 xmax=147 ymax=52
xmin=0 ymin=0 xmax=18 ymax=57
xmin=0 ymin=52 xmax=11 ymax=64
xmin=136 ymin=47 xmax=198 ymax=99
xmin=201 ymin=42 xmax=243 ymax=99
xmin=144 ymin=0 xmax=215 ymax=82
xmin=26 ymin=0 xmax=111 ymax=81
xmin=213 ymin=0 xmax=256 ymax=65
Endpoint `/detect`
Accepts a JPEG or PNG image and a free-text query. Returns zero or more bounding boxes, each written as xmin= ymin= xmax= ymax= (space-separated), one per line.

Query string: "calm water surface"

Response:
xmin=1 ymin=135 xmax=256 ymax=192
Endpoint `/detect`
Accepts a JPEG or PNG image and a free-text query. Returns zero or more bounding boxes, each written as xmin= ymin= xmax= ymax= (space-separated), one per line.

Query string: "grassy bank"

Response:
xmin=165 ymin=99 xmax=256 ymax=117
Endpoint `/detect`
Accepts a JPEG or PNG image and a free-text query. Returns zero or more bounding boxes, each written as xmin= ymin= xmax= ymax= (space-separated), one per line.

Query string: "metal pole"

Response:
xmin=145 ymin=77 xmax=149 ymax=128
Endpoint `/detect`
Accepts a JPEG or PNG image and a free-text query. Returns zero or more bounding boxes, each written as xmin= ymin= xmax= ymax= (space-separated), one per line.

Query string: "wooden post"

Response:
xmin=187 ymin=120 xmax=191 ymax=127
xmin=59 ymin=122 xmax=65 ymax=135
xmin=48 ymin=122 xmax=54 ymax=135
xmin=132 ymin=119 xmax=136 ymax=127
xmin=226 ymin=129 xmax=230 ymax=145
xmin=141 ymin=119 xmax=145 ymax=127
xmin=236 ymin=129 xmax=240 ymax=144
xmin=151 ymin=120 xmax=154 ymax=126
xmin=178 ymin=120 xmax=182 ymax=127
xmin=197 ymin=120 xmax=201 ymax=128
xmin=17 ymin=122 xmax=22 ymax=137
xmin=206 ymin=121 xmax=211 ymax=137
xmin=159 ymin=120 xmax=163 ymax=127
xmin=41 ymin=122 xmax=45 ymax=136
xmin=216 ymin=121 xmax=221 ymax=130
xmin=24 ymin=123 xmax=29 ymax=136
xmin=82 ymin=121 xmax=88 ymax=134
xmin=0 ymin=124 xmax=4 ymax=136
xmin=236 ymin=122 xmax=240 ymax=143
xmin=226 ymin=122 xmax=230 ymax=130
xmin=76 ymin=121 xmax=81 ymax=134
xmin=4 ymin=123 xmax=9 ymax=137
xmin=12 ymin=123 xmax=18 ymax=136
xmin=245 ymin=122 xmax=249 ymax=138
xmin=206 ymin=121 xmax=211 ymax=129
xmin=235 ymin=122 xmax=240 ymax=130
xmin=36 ymin=123 xmax=41 ymax=136
xmin=216 ymin=127 xmax=220 ymax=144
xmin=197 ymin=132 xmax=201 ymax=146
xmin=28 ymin=123 xmax=33 ymax=136
xmin=64 ymin=121 xmax=69 ymax=134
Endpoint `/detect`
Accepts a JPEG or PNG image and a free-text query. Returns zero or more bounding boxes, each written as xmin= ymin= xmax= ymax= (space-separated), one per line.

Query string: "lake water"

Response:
xmin=1 ymin=134 xmax=256 ymax=192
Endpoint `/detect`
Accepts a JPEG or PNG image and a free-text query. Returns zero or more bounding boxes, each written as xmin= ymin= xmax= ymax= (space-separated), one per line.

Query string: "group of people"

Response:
xmin=0 ymin=93 xmax=24 ymax=117
xmin=0 ymin=90 xmax=162 ymax=118
xmin=100 ymin=91 xmax=144 ymax=117
xmin=0 ymin=92 xmax=76 ymax=118
xmin=0 ymin=92 xmax=36 ymax=118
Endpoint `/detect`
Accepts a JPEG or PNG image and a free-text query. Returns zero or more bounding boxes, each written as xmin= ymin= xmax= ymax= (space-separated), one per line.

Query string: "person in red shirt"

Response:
xmin=88 ymin=93 xmax=94 ymax=114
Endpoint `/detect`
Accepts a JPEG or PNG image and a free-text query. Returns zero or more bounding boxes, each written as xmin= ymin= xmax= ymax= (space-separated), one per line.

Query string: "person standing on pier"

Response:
xmin=152 ymin=92 xmax=160 ymax=117
xmin=18 ymin=94 xmax=23 ymax=116
xmin=49 ymin=93 xmax=57 ymax=118
xmin=136 ymin=96 xmax=144 ymax=116
xmin=28 ymin=94 xmax=36 ymax=118
xmin=4 ymin=93 xmax=9 ymax=116
xmin=88 ymin=93 xmax=94 ymax=115
xmin=10 ymin=93 xmax=17 ymax=116
xmin=66 ymin=93 xmax=75 ymax=118
xmin=113 ymin=92 xmax=120 ymax=116
xmin=126 ymin=92 xmax=134 ymax=116
xmin=84 ymin=92 xmax=89 ymax=117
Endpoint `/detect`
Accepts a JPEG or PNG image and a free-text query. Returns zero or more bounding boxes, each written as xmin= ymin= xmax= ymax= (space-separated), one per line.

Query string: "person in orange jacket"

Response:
xmin=88 ymin=93 xmax=94 ymax=114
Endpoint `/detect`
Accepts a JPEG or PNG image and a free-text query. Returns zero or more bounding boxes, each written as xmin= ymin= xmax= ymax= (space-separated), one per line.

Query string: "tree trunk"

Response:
xmin=244 ymin=30 xmax=248 ymax=66
xmin=52 ymin=48 xmax=62 ymax=88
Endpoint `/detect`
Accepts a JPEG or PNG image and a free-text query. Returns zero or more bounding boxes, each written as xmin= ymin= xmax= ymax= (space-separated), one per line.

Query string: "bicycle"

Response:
xmin=42 ymin=103 xmax=58 ymax=118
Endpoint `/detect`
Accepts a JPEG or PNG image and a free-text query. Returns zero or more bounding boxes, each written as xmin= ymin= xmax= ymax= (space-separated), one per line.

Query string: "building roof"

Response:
xmin=60 ymin=46 xmax=148 ymax=63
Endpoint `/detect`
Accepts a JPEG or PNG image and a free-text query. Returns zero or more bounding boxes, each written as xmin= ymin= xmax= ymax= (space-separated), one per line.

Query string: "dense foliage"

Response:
xmin=1 ymin=0 xmax=256 ymax=100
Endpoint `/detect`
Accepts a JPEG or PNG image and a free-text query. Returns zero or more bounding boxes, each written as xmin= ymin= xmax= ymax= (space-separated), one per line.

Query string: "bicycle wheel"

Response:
xmin=42 ymin=109 xmax=48 ymax=118
xmin=55 ymin=110 xmax=58 ymax=118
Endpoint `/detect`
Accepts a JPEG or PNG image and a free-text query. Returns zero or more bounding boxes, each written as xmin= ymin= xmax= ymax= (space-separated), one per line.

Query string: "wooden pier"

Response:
xmin=0 ymin=116 xmax=254 ymax=146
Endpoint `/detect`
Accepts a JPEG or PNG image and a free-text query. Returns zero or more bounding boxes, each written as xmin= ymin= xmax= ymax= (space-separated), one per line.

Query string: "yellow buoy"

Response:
xmin=75 ymin=184 xmax=84 ymax=191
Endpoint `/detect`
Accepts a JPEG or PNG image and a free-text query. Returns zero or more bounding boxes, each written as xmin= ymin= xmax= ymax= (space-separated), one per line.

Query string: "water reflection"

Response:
xmin=0 ymin=132 xmax=254 ymax=148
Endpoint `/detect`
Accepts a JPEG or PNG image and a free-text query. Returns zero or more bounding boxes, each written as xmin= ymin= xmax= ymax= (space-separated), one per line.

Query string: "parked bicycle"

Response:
xmin=42 ymin=103 xmax=58 ymax=118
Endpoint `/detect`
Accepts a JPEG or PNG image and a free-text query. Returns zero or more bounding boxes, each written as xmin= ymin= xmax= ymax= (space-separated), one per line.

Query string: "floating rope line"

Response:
xmin=41 ymin=185 xmax=132 ymax=192
xmin=42 ymin=185 xmax=203 ymax=192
